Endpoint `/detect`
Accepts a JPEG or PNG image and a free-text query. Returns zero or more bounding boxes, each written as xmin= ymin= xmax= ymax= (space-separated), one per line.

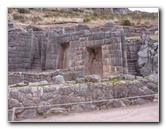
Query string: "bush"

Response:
xmin=122 ymin=19 xmax=131 ymax=26
xmin=31 ymin=16 xmax=43 ymax=24
xmin=83 ymin=17 xmax=91 ymax=22
xmin=13 ymin=14 xmax=25 ymax=21
xmin=17 ymin=8 xmax=29 ymax=14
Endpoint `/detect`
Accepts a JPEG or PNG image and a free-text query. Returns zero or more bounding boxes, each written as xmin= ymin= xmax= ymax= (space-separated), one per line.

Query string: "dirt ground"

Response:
xmin=22 ymin=102 xmax=159 ymax=122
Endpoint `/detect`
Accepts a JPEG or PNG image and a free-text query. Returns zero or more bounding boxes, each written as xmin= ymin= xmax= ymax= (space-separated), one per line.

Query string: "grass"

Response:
xmin=38 ymin=84 xmax=51 ymax=86
xmin=125 ymin=36 xmax=140 ymax=41
xmin=11 ymin=83 xmax=28 ymax=88
xmin=8 ymin=8 xmax=158 ymax=27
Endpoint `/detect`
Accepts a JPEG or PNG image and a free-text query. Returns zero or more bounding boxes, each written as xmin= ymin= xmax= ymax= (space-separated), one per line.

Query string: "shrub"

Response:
xmin=13 ymin=14 xmax=26 ymax=23
xmin=122 ymin=19 xmax=131 ymax=26
xmin=17 ymin=8 xmax=29 ymax=14
xmin=83 ymin=17 xmax=91 ymax=22
xmin=31 ymin=16 xmax=42 ymax=24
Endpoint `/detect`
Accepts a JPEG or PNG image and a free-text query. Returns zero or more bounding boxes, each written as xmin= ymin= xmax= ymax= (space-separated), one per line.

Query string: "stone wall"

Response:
xmin=8 ymin=21 xmax=158 ymax=77
xmin=46 ymin=24 xmax=127 ymax=78
xmin=8 ymin=29 xmax=38 ymax=71
xmin=126 ymin=40 xmax=141 ymax=75
xmin=8 ymin=72 xmax=52 ymax=85
xmin=8 ymin=76 xmax=158 ymax=121
xmin=123 ymin=26 xmax=158 ymax=37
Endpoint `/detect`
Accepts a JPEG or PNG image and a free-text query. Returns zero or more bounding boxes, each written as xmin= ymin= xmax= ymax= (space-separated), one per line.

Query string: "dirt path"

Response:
xmin=22 ymin=102 xmax=159 ymax=122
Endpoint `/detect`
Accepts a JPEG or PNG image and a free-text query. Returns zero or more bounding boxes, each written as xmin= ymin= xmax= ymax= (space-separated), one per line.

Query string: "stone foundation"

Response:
xmin=8 ymin=77 xmax=158 ymax=121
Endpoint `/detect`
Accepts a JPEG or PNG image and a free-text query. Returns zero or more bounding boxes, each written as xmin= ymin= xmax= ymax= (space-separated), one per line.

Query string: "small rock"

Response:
xmin=101 ymin=79 xmax=109 ymax=82
xmin=85 ymin=75 xmax=101 ymax=83
xmin=134 ymin=98 xmax=146 ymax=105
xmin=123 ymin=74 xmax=135 ymax=80
xmin=113 ymin=100 xmax=126 ymax=108
xmin=107 ymin=75 xmax=118 ymax=80
xmin=136 ymin=76 xmax=143 ymax=80
xmin=104 ymin=22 xmax=114 ymax=27
xmin=37 ymin=101 xmax=51 ymax=114
xmin=66 ymin=81 xmax=76 ymax=84
xmin=29 ymin=80 xmax=48 ymax=86
xmin=76 ymin=78 xmax=85 ymax=83
xmin=52 ymin=75 xmax=65 ymax=84
xmin=148 ymin=74 xmax=158 ymax=84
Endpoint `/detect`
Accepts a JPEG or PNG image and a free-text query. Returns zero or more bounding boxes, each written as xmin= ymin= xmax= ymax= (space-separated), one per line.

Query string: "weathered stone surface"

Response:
xmin=19 ymin=87 xmax=31 ymax=94
xmin=52 ymin=75 xmax=65 ymax=84
xmin=105 ymin=84 xmax=114 ymax=99
xmin=123 ymin=74 xmax=135 ymax=80
xmin=45 ymin=108 xmax=67 ymax=115
xmin=121 ymin=98 xmax=131 ymax=106
xmin=107 ymin=75 xmax=118 ymax=80
xmin=146 ymin=82 xmax=158 ymax=92
xmin=29 ymin=80 xmax=49 ymax=86
xmin=9 ymin=89 xmax=20 ymax=100
xmin=85 ymin=75 xmax=101 ymax=83
xmin=113 ymin=100 xmax=126 ymax=108
xmin=59 ymin=86 xmax=74 ymax=95
xmin=41 ymin=92 xmax=53 ymax=101
xmin=104 ymin=22 xmax=113 ymax=27
xmin=37 ymin=101 xmax=51 ymax=114
xmin=43 ymin=86 xmax=57 ymax=92
xmin=17 ymin=109 xmax=37 ymax=119
xmin=71 ymin=104 xmax=96 ymax=112
xmin=134 ymin=98 xmax=146 ymax=105
xmin=128 ymin=85 xmax=139 ymax=97
xmin=8 ymin=98 xmax=21 ymax=109
xmin=76 ymin=78 xmax=85 ymax=83
xmin=148 ymin=74 xmax=158 ymax=84
xmin=153 ymin=94 xmax=158 ymax=102
xmin=138 ymin=86 xmax=154 ymax=96
xmin=92 ymin=88 xmax=104 ymax=100
xmin=8 ymin=76 xmax=158 ymax=121
xmin=66 ymin=81 xmax=76 ymax=84
xmin=74 ymin=84 xmax=91 ymax=97
xmin=114 ymin=81 xmax=128 ymax=98
xmin=137 ymin=36 xmax=158 ymax=76
xmin=106 ymin=100 xmax=114 ymax=108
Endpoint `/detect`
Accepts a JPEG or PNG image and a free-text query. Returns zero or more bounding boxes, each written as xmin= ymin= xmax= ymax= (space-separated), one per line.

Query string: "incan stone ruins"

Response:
xmin=8 ymin=8 xmax=159 ymax=121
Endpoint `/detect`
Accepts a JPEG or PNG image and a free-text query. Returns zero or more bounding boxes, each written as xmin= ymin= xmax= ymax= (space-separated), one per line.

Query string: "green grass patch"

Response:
xmin=38 ymin=84 xmax=51 ymax=87
xmin=125 ymin=36 xmax=140 ymax=41
xmin=83 ymin=17 xmax=91 ymax=22
xmin=11 ymin=84 xmax=28 ymax=88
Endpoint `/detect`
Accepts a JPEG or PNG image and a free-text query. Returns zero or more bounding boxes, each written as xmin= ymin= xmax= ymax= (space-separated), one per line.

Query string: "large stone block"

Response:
xmin=74 ymin=84 xmax=92 ymax=97
xmin=93 ymin=32 xmax=105 ymax=40
xmin=114 ymin=81 xmax=128 ymax=98
xmin=52 ymin=75 xmax=65 ymax=84
xmin=85 ymin=75 xmax=101 ymax=83
xmin=17 ymin=109 xmax=37 ymax=119
xmin=37 ymin=101 xmax=51 ymax=114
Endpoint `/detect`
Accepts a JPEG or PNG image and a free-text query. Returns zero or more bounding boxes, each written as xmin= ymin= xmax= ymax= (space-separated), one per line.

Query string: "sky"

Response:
xmin=129 ymin=8 xmax=158 ymax=12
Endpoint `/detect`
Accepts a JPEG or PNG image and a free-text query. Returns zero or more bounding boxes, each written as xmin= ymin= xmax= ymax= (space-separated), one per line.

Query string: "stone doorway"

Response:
xmin=85 ymin=46 xmax=103 ymax=78
xmin=57 ymin=43 xmax=70 ymax=69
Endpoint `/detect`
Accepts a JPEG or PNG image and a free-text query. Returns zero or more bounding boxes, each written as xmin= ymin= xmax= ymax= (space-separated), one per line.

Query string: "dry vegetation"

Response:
xmin=8 ymin=8 xmax=158 ymax=28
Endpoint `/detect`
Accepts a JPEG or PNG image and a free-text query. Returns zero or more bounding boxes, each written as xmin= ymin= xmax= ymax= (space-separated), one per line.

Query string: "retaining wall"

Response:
xmin=8 ymin=78 xmax=158 ymax=121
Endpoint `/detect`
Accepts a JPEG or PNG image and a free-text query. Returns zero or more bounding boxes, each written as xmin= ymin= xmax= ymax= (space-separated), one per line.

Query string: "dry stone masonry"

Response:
xmin=8 ymin=19 xmax=159 ymax=121
xmin=8 ymin=75 xmax=158 ymax=121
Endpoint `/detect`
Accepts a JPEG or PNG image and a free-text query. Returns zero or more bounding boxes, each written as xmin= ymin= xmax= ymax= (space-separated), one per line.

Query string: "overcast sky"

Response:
xmin=129 ymin=8 xmax=158 ymax=12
